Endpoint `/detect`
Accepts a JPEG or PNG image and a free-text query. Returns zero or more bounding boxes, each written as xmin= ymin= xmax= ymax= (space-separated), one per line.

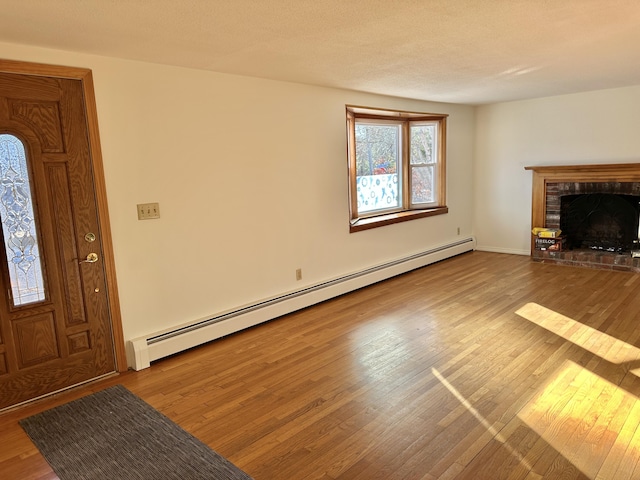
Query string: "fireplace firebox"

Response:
xmin=560 ymin=193 xmax=640 ymax=252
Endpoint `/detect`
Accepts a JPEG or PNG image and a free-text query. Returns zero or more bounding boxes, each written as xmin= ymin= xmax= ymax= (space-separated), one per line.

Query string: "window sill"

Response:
xmin=349 ymin=206 xmax=448 ymax=233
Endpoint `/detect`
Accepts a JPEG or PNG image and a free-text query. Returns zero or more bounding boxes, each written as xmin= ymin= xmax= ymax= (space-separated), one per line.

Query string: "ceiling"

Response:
xmin=1 ymin=0 xmax=640 ymax=105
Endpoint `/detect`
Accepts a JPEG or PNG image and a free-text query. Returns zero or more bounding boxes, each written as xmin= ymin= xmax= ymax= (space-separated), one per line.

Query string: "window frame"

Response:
xmin=346 ymin=105 xmax=448 ymax=232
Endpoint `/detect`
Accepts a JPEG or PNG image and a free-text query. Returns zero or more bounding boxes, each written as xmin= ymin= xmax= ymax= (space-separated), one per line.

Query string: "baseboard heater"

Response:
xmin=127 ymin=237 xmax=476 ymax=370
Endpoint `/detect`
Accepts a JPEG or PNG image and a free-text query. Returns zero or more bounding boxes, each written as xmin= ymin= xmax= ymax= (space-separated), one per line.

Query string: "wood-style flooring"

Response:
xmin=3 ymin=251 xmax=640 ymax=479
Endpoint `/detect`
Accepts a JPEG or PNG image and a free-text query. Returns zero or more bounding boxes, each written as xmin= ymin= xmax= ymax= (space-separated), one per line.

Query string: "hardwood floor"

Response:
xmin=3 ymin=251 xmax=640 ymax=479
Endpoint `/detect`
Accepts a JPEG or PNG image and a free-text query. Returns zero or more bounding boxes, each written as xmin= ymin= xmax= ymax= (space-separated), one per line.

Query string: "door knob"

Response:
xmin=80 ymin=253 xmax=99 ymax=263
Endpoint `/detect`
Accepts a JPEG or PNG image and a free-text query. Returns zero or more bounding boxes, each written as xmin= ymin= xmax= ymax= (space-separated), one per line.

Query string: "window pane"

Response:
xmin=0 ymin=135 xmax=46 ymax=306
xmin=410 ymin=124 xmax=436 ymax=165
xmin=356 ymin=173 xmax=399 ymax=213
xmin=355 ymin=124 xmax=401 ymax=213
xmin=411 ymin=165 xmax=435 ymax=204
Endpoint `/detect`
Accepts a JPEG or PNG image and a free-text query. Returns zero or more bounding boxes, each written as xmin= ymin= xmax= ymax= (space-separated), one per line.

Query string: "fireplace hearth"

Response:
xmin=525 ymin=163 xmax=640 ymax=272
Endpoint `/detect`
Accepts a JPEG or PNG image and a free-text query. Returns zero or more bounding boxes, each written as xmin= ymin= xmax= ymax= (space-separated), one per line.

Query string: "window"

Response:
xmin=346 ymin=106 xmax=448 ymax=232
xmin=0 ymin=134 xmax=46 ymax=305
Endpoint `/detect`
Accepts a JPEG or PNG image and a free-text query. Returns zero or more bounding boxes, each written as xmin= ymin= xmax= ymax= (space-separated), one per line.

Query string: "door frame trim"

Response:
xmin=0 ymin=58 xmax=127 ymax=372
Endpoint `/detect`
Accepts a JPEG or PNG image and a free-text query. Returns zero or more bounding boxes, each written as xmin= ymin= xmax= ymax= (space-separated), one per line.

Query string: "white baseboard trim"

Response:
xmin=475 ymin=245 xmax=530 ymax=256
xmin=127 ymin=237 xmax=476 ymax=371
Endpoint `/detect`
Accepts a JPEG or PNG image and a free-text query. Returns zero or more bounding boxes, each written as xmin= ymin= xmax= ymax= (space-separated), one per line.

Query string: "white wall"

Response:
xmin=0 ymin=42 xmax=475 ymax=342
xmin=474 ymin=86 xmax=640 ymax=255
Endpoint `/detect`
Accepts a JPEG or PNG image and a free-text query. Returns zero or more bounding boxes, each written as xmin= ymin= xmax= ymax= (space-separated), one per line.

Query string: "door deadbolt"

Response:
xmin=84 ymin=232 xmax=96 ymax=242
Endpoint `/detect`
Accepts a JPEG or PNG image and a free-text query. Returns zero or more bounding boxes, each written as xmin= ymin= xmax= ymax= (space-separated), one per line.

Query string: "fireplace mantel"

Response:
xmin=525 ymin=163 xmax=640 ymax=270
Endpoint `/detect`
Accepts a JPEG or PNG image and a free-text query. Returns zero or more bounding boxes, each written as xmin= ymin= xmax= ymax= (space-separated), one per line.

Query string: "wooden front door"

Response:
xmin=0 ymin=62 xmax=124 ymax=410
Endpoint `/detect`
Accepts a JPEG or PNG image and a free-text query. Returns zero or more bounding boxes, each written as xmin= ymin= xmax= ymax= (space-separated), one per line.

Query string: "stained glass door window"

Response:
xmin=0 ymin=134 xmax=46 ymax=305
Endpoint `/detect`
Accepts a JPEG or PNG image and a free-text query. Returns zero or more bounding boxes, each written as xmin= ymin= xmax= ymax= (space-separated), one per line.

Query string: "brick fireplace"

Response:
xmin=525 ymin=163 xmax=640 ymax=272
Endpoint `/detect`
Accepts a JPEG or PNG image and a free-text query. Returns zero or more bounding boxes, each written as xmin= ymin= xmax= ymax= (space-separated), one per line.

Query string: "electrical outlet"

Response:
xmin=137 ymin=202 xmax=160 ymax=220
xmin=296 ymin=268 xmax=302 ymax=281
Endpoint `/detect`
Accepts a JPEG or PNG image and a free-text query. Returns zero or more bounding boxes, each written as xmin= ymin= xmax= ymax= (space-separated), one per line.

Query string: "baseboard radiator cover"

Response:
xmin=127 ymin=237 xmax=476 ymax=370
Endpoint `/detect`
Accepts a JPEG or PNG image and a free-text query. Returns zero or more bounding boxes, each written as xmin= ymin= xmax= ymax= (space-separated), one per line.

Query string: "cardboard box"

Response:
xmin=537 ymin=229 xmax=562 ymax=239
xmin=535 ymin=236 xmax=565 ymax=251
xmin=532 ymin=227 xmax=562 ymax=238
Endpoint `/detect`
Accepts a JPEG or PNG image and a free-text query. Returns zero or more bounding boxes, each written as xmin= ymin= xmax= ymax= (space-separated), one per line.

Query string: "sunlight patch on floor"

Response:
xmin=430 ymin=303 xmax=640 ymax=479
xmin=515 ymin=302 xmax=640 ymax=369
xmin=432 ymin=367 xmax=534 ymax=471
xmin=514 ymin=302 xmax=640 ymax=479
xmin=518 ymin=359 xmax=640 ymax=479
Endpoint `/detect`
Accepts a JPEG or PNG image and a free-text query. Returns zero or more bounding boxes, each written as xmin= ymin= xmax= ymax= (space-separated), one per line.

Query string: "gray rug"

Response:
xmin=20 ymin=385 xmax=253 ymax=480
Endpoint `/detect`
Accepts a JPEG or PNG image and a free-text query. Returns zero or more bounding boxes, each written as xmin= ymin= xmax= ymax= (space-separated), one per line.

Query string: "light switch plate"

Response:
xmin=137 ymin=202 xmax=160 ymax=220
